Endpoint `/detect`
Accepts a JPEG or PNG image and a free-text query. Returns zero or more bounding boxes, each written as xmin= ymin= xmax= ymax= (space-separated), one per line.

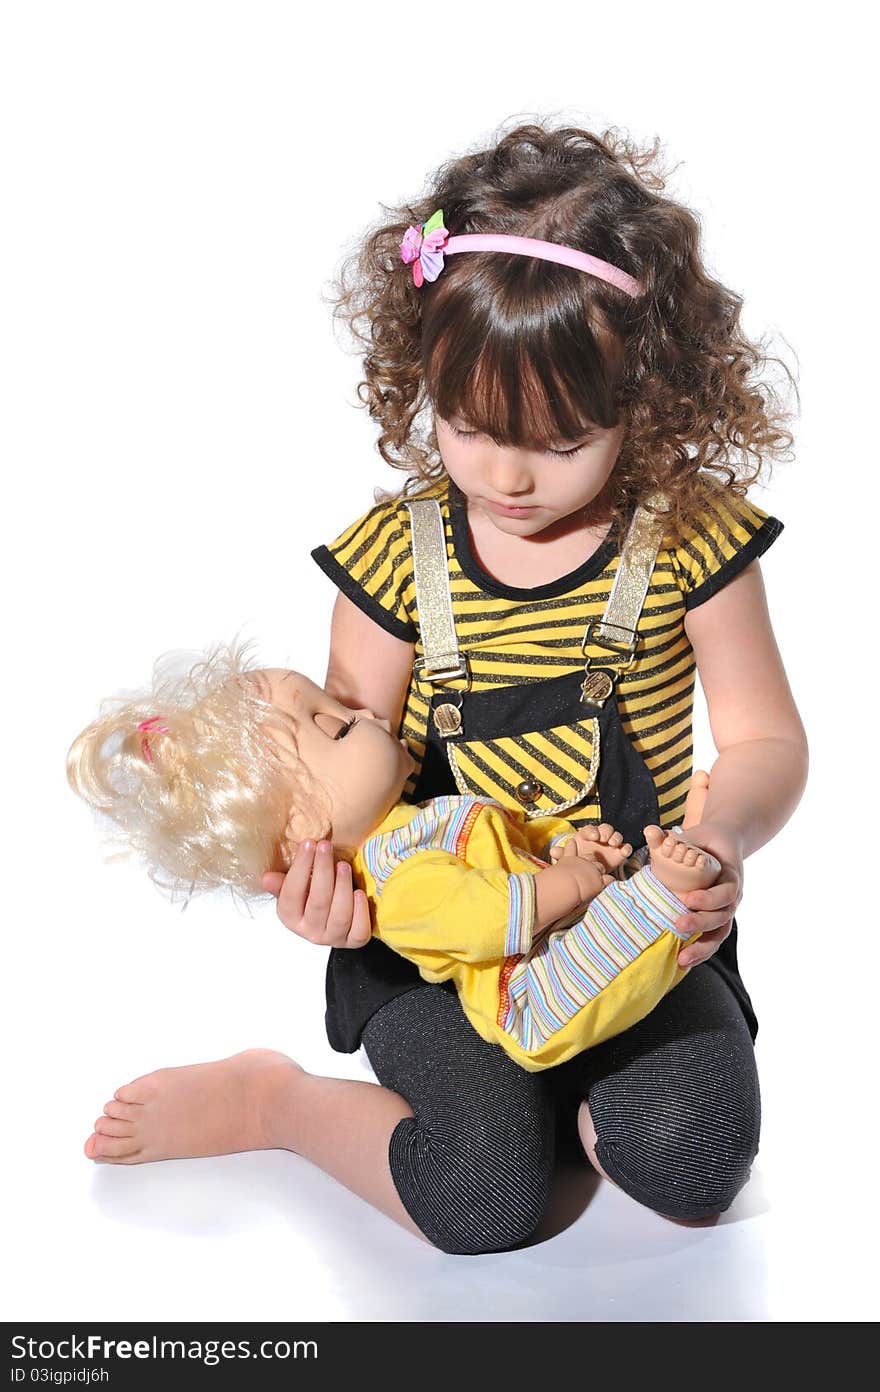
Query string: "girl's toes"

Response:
xmin=597 ymin=823 xmax=615 ymax=842
xmin=103 ymin=1099 xmax=139 ymax=1121
xmin=94 ymin=1116 xmax=134 ymax=1138
xmin=114 ymin=1081 xmax=148 ymax=1105
xmin=87 ymin=1132 xmax=140 ymax=1161
xmin=643 ymin=825 xmax=665 ymax=850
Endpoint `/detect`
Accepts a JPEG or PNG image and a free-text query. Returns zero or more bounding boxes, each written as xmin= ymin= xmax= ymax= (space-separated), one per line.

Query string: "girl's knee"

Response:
xmin=387 ymin=1115 xmax=552 ymax=1255
xmin=594 ymin=1109 xmax=760 ymax=1221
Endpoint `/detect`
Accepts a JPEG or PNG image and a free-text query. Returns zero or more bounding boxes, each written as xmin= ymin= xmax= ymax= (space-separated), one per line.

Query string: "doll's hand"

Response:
xmin=261 ymin=840 xmax=372 ymax=948
xmin=534 ymin=850 xmax=611 ymax=932
xmin=671 ymin=820 xmax=744 ymax=968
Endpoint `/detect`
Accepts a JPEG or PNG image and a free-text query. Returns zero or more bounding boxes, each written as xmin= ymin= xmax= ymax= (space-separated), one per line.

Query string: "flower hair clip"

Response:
xmin=400 ymin=209 xmax=449 ymax=287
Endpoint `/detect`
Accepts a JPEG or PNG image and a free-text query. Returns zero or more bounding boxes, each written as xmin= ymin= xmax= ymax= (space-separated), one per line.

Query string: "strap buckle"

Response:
xmin=581 ymin=621 xmax=638 ymax=671
xmin=413 ymin=653 xmax=471 ymax=690
xmin=582 ymin=620 xmax=638 ymax=654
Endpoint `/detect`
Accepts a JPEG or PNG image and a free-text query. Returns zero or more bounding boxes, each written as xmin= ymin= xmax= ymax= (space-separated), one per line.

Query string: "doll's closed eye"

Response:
xmin=313 ymin=713 xmax=358 ymax=740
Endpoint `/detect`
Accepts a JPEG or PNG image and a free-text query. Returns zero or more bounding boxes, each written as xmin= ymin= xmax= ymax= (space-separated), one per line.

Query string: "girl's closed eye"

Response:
xmin=333 ymin=716 xmax=358 ymax=741
xmin=446 ymin=421 xmax=590 ymax=459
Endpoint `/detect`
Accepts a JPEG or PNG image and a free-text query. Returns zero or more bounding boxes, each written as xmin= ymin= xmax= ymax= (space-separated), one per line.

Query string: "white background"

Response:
xmin=2 ymin=0 xmax=877 ymax=1323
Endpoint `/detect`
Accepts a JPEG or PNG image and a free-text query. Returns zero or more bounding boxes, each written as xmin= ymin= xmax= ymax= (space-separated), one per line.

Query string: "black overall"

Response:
xmin=324 ymin=664 xmax=757 ymax=1053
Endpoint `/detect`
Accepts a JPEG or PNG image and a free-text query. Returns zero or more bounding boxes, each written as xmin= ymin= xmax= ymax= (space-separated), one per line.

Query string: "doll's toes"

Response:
xmin=643 ymin=825 xmax=665 ymax=851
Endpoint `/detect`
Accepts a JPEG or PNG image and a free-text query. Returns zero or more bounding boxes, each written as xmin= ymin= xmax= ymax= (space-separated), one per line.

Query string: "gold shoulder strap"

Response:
xmin=405 ymin=499 xmax=467 ymax=682
xmin=584 ymin=492 xmax=670 ymax=658
xmin=406 ymin=492 xmax=670 ymax=690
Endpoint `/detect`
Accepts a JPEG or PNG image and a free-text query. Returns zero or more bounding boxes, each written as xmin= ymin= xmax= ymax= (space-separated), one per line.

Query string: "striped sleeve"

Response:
xmin=311 ymin=498 xmax=417 ymax=641
xmin=672 ymin=484 xmax=784 ymax=610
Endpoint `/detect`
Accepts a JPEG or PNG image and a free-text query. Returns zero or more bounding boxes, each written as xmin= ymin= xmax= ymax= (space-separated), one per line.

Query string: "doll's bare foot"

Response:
xmin=643 ymin=824 xmax=721 ymax=897
xmin=84 ymin=1049 xmax=308 ymax=1164
xmin=565 ymin=823 xmax=633 ymax=874
xmin=682 ymin=769 xmax=710 ymax=828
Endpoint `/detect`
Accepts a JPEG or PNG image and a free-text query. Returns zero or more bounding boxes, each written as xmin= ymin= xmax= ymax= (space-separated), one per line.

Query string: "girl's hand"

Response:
xmin=672 ymin=820 xmax=745 ymax=968
xmin=261 ymin=840 xmax=372 ymax=948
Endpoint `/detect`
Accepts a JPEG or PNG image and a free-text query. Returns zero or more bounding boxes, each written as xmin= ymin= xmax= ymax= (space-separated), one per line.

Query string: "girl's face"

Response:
xmin=435 ymin=413 xmax=626 ymax=538
xmin=259 ymin=670 xmax=414 ymax=848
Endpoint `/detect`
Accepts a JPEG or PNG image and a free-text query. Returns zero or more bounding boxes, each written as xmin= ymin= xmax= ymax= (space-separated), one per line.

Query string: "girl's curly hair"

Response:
xmin=329 ymin=118 xmax=797 ymax=541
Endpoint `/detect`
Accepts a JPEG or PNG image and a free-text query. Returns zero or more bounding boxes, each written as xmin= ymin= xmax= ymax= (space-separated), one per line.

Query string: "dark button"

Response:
xmin=516 ymin=778 xmax=542 ymax=804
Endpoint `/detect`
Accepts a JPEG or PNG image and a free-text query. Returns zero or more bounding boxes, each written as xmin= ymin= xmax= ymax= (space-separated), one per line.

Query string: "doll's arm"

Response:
xmin=533 ymin=854 xmax=608 ymax=931
xmin=375 ymin=851 xmax=606 ymax=969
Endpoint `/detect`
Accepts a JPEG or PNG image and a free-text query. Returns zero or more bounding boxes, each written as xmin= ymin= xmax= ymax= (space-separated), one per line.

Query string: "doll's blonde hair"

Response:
xmin=67 ymin=643 xmax=327 ymax=900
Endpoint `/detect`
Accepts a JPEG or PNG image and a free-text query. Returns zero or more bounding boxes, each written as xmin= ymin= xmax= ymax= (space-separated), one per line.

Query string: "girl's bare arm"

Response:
xmin=685 ymin=560 xmax=808 ymax=853
xmin=673 ymin=559 xmax=808 ymax=962
xmin=323 ymin=592 xmax=414 ymax=726
xmin=263 ymin=592 xmax=415 ymax=945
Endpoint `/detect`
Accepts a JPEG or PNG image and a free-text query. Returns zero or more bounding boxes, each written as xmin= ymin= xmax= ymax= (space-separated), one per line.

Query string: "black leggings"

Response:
xmin=361 ymin=967 xmax=761 ymax=1255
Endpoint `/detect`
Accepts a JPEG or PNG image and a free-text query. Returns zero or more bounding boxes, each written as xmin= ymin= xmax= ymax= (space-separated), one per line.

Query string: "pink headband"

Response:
xmin=400 ymin=209 xmax=641 ymax=298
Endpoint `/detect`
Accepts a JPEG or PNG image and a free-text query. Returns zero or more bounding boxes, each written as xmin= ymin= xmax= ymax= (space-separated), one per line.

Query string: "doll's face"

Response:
xmin=259 ymin=670 xmax=415 ymax=849
xmin=435 ymin=413 xmax=625 ymax=539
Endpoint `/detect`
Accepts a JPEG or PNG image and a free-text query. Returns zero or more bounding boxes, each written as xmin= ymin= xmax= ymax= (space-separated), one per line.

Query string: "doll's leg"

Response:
xmin=361 ymin=983 xmax=556 ymax=1255
xmin=86 ymin=1047 xmax=432 ymax=1241
xmin=642 ymin=823 xmax=720 ymax=895
xmin=507 ymin=828 xmax=718 ymax=1054
xmin=552 ymin=966 xmax=760 ymax=1222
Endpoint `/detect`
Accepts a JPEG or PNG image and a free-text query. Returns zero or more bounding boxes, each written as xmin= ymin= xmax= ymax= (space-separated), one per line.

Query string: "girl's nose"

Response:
xmin=487 ymin=449 xmax=533 ymax=497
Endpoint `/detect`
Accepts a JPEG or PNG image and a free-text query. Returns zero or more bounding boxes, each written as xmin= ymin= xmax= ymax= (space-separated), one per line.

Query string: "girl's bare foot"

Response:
xmin=643 ymin=824 xmax=721 ymax=897
xmin=682 ymin=769 xmax=710 ymax=828
xmin=84 ymin=1048 xmax=306 ymax=1165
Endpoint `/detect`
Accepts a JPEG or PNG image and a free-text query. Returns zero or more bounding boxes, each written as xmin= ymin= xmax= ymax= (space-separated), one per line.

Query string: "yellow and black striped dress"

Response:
xmin=312 ymin=477 xmax=783 ymax=1050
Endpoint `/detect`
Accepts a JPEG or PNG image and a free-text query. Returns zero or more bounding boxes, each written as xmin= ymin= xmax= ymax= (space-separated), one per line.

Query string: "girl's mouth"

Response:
xmin=486 ymin=499 xmax=540 ymax=517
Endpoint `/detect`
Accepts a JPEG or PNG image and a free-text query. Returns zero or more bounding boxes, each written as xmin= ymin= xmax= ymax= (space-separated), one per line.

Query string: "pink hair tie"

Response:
xmin=137 ymin=716 xmax=169 ymax=764
xmin=400 ymin=208 xmax=641 ymax=297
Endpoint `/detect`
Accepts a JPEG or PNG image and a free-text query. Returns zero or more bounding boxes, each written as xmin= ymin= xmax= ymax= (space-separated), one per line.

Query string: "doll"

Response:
xmin=68 ymin=644 xmax=719 ymax=1070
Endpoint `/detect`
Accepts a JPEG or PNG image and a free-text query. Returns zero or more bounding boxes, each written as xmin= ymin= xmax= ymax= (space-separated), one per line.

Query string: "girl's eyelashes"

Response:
xmin=446 ymin=421 xmax=589 ymax=459
xmin=333 ymin=716 xmax=358 ymax=741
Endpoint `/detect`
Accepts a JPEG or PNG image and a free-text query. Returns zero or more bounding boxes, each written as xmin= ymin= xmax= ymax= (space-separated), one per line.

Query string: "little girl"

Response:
xmin=84 ymin=120 xmax=807 ymax=1253
xmin=68 ymin=653 xmax=721 ymax=1070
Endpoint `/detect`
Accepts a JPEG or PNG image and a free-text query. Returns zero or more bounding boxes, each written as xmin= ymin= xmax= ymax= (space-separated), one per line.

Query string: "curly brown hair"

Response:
xmin=329 ymin=118 xmax=797 ymax=541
